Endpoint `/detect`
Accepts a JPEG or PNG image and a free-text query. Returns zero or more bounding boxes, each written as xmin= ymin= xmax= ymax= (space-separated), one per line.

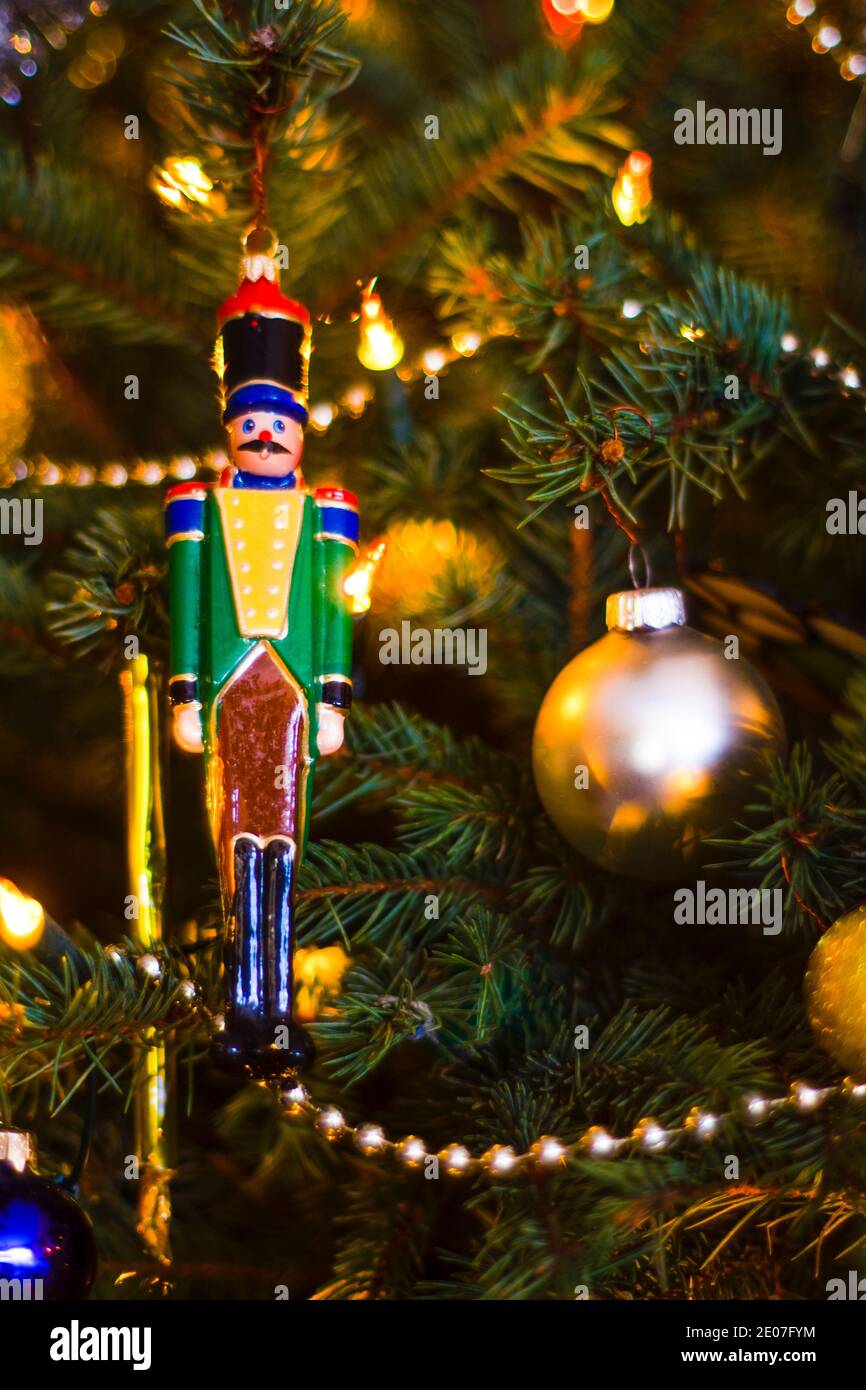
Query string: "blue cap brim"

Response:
xmin=224 ymin=383 xmax=308 ymax=426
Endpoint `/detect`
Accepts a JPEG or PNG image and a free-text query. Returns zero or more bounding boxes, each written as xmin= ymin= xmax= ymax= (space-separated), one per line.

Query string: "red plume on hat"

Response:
xmin=216 ymin=228 xmax=312 ymax=425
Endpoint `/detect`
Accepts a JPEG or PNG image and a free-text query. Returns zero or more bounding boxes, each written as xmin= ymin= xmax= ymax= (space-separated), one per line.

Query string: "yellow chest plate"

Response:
xmin=215 ymin=488 xmax=306 ymax=639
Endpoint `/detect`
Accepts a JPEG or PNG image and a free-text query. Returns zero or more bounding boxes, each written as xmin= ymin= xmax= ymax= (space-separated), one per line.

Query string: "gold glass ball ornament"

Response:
xmin=805 ymin=905 xmax=866 ymax=1076
xmin=532 ymin=587 xmax=786 ymax=880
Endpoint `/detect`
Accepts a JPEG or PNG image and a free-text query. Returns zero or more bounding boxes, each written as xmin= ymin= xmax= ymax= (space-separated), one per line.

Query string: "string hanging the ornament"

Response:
xmin=588 ymin=404 xmax=654 ymax=547
xmin=627 ymin=541 xmax=652 ymax=591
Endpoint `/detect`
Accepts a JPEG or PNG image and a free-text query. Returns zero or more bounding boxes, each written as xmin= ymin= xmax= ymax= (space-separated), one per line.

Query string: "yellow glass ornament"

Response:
xmin=0 ymin=307 xmax=35 ymax=474
xmin=532 ymin=587 xmax=785 ymax=881
xmin=805 ymin=905 xmax=866 ymax=1076
xmin=120 ymin=653 xmax=174 ymax=1267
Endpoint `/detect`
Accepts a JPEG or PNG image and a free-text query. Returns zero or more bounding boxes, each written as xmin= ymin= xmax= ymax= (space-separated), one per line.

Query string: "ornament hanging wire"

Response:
xmin=628 ymin=542 xmax=652 ymax=591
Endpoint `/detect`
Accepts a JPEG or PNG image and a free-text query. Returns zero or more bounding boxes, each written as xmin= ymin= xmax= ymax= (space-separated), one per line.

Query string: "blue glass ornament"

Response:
xmin=0 ymin=1129 xmax=96 ymax=1299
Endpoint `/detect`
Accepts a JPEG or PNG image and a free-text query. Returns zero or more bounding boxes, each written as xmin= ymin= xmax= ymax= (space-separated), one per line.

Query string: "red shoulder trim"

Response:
xmin=166 ymin=480 xmax=214 ymax=502
xmin=219 ymin=466 xmax=235 ymax=488
xmin=315 ymin=485 xmax=358 ymax=508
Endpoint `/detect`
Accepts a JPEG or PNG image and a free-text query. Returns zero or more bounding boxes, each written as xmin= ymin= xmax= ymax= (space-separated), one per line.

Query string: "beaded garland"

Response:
xmin=276 ymin=1075 xmax=866 ymax=1179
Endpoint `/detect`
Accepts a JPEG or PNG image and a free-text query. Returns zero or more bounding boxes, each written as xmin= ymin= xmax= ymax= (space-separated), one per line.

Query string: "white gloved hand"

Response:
xmin=316 ymin=705 xmax=346 ymax=756
xmin=173 ymin=704 xmax=204 ymax=754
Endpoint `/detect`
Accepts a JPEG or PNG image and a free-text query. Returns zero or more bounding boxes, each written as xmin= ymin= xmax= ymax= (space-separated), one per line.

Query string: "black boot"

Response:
xmin=263 ymin=838 xmax=315 ymax=1074
xmin=212 ymin=835 xmax=264 ymax=1075
xmin=213 ymin=835 xmax=314 ymax=1079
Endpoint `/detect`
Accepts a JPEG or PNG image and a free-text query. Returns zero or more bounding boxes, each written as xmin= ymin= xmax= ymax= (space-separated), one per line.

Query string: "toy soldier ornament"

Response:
xmin=166 ymin=231 xmax=358 ymax=1077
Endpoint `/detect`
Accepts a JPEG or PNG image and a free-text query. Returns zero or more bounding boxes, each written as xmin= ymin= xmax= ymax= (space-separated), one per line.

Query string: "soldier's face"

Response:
xmin=228 ymin=411 xmax=305 ymax=476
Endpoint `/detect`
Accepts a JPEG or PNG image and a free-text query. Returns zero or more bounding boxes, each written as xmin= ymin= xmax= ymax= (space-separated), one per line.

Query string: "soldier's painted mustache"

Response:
xmin=239 ymin=438 xmax=290 ymax=455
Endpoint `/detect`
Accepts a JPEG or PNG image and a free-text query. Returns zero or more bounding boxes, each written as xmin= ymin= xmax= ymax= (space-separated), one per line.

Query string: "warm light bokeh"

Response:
xmin=0 ymin=878 xmax=45 ymax=951
xmin=343 ymin=538 xmax=387 ymax=615
xmin=358 ymin=282 xmax=404 ymax=371
xmin=295 ymin=945 xmax=351 ymax=1021
xmin=612 ymin=150 xmax=653 ymax=227
xmin=371 ymin=519 xmax=500 ymax=618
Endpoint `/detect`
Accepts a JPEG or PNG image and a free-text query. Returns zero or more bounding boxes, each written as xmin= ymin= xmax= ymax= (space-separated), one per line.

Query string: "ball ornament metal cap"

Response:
xmin=0 ymin=1125 xmax=36 ymax=1173
xmin=605 ymin=586 xmax=687 ymax=633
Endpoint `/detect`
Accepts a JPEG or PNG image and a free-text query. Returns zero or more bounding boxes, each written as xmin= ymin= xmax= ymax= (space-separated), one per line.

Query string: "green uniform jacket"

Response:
xmin=165 ymin=475 xmax=358 ymax=851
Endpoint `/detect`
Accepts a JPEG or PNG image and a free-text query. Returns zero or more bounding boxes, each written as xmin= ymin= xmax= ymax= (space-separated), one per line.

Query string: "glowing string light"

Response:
xmin=150 ymin=157 xmax=225 ymax=218
xmin=578 ymin=0 xmax=615 ymax=22
xmin=342 ymin=538 xmax=386 ymax=614
xmin=357 ymin=281 xmax=404 ymax=371
xmin=0 ymin=878 xmax=45 ymax=951
xmin=541 ymin=0 xmax=583 ymax=39
xmin=612 ymin=150 xmax=653 ymax=227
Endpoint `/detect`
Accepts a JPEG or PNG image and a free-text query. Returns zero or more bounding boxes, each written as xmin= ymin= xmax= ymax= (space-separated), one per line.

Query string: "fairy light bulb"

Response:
xmin=421 ymin=347 xmax=448 ymax=374
xmin=612 ymin=150 xmax=653 ymax=227
xmin=151 ymin=157 xmax=224 ymax=218
xmin=169 ymin=158 xmax=211 ymax=199
xmin=542 ymin=0 xmax=587 ymax=39
xmin=343 ymin=538 xmax=386 ymax=615
xmin=578 ymin=0 xmax=615 ymax=22
xmin=309 ymin=402 xmax=336 ymax=432
xmin=815 ymin=24 xmax=841 ymax=50
xmin=0 ymin=878 xmax=45 ymax=951
xmin=343 ymin=384 xmax=372 ymax=417
xmin=358 ymin=281 xmax=404 ymax=370
xmin=451 ymin=329 xmax=483 ymax=356
xmin=746 ymin=1095 xmax=769 ymax=1121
